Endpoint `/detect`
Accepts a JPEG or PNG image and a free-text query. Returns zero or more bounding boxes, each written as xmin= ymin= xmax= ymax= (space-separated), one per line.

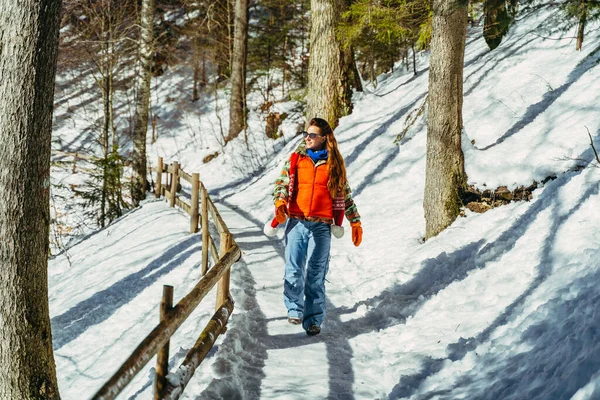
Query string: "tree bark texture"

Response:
xmin=424 ymin=0 xmax=468 ymax=240
xmin=306 ymin=0 xmax=351 ymax=128
xmin=0 ymin=0 xmax=62 ymax=398
xmin=226 ymin=0 xmax=249 ymax=142
xmin=132 ymin=0 xmax=156 ymax=205
xmin=576 ymin=9 xmax=586 ymax=51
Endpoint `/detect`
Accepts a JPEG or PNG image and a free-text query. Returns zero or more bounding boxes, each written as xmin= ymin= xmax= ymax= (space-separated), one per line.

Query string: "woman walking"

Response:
xmin=271 ymin=117 xmax=362 ymax=336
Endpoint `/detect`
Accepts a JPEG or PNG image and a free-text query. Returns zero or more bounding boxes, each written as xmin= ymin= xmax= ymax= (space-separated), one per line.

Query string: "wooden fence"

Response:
xmin=91 ymin=157 xmax=241 ymax=400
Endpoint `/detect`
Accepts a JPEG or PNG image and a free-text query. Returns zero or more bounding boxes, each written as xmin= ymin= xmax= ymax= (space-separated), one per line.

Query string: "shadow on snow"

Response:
xmin=51 ymin=235 xmax=199 ymax=351
xmin=208 ymin=146 xmax=600 ymax=400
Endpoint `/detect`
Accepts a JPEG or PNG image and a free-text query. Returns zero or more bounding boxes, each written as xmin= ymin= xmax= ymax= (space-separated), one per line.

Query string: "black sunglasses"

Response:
xmin=302 ymin=131 xmax=325 ymax=139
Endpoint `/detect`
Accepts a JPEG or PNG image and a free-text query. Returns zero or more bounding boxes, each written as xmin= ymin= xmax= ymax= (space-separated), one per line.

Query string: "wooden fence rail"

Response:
xmin=91 ymin=157 xmax=241 ymax=400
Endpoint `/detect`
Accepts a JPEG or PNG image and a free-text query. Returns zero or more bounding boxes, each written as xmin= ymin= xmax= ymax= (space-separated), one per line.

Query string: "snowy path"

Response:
xmin=207 ymin=200 xmax=362 ymax=399
xmin=50 ymin=165 xmax=600 ymax=400
xmin=50 ymin=196 xmax=371 ymax=399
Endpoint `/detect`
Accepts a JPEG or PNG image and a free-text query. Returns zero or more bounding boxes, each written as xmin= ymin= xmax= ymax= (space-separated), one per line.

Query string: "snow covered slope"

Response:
xmin=50 ymin=4 xmax=600 ymax=399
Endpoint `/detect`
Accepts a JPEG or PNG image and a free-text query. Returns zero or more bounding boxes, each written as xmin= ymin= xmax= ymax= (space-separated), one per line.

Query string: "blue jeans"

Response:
xmin=283 ymin=218 xmax=331 ymax=330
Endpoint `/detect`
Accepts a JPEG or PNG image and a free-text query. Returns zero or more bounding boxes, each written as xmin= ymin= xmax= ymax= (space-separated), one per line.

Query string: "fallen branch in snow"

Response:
xmin=586 ymin=126 xmax=600 ymax=168
xmin=394 ymin=95 xmax=428 ymax=144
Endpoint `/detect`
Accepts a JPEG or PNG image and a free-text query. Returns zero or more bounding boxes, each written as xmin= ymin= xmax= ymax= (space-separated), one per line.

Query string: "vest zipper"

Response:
xmin=308 ymin=159 xmax=318 ymax=217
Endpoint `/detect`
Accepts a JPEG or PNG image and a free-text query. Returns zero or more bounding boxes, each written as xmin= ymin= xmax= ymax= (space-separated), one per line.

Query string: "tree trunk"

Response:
xmin=369 ymin=41 xmax=377 ymax=88
xmin=306 ymin=0 xmax=351 ymax=128
xmin=101 ymin=69 xmax=109 ymax=227
xmin=282 ymin=35 xmax=288 ymax=99
xmin=412 ymin=44 xmax=417 ymax=75
xmin=98 ymin=3 xmax=117 ymax=227
xmin=576 ymin=9 xmax=587 ymax=51
xmin=346 ymin=46 xmax=363 ymax=92
xmin=227 ymin=0 xmax=234 ymax=75
xmin=0 ymin=0 xmax=62 ymax=398
xmin=300 ymin=0 xmax=308 ymax=88
xmin=193 ymin=38 xmax=201 ymax=101
xmin=132 ymin=0 xmax=156 ymax=205
xmin=226 ymin=0 xmax=249 ymax=142
xmin=483 ymin=0 xmax=511 ymax=50
xmin=201 ymin=49 xmax=207 ymax=86
xmin=423 ymin=0 xmax=468 ymax=240
xmin=100 ymin=23 xmax=114 ymax=227
xmin=266 ymin=19 xmax=273 ymax=105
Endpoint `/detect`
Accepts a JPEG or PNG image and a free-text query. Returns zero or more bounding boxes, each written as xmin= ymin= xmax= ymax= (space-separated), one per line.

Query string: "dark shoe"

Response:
xmin=306 ymin=325 xmax=321 ymax=336
xmin=288 ymin=317 xmax=301 ymax=325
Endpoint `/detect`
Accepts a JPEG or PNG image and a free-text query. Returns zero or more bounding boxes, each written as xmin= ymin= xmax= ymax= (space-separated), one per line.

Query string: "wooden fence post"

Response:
xmin=170 ymin=161 xmax=179 ymax=208
xmin=201 ymin=184 xmax=209 ymax=275
xmin=156 ymin=157 xmax=163 ymax=198
xmin=166 ymin=164 xmax=171 ymax=193
xmin=154 ymin=285 xmax=174 ymax=400
xmin=91 ymin=245 xmax=241 ymax=400
xmin=190 ymin=173 xmax=200 ymax=233
xmin=158 ymin=298 xmax=234 ymax=400
xmin=215 ymin=233 xmax=232 ymax=310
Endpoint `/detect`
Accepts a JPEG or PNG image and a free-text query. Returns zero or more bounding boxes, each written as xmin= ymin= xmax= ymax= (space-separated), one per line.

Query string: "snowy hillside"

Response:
xmin=50 ymin=4 xmax=600 ymax=400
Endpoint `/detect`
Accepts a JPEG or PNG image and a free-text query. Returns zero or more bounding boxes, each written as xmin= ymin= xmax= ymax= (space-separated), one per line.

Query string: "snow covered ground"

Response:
xmin=49 ymin=4 xmax=600 ymax=399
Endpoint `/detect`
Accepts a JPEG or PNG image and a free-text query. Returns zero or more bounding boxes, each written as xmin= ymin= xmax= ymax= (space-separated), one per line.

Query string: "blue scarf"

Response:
xmin=307 ymin=149 xmax=328 ymax=164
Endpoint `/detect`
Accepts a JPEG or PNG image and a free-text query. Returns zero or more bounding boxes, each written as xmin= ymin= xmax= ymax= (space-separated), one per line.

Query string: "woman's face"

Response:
xmin=305 ymin=125 xmax=327 ymax=151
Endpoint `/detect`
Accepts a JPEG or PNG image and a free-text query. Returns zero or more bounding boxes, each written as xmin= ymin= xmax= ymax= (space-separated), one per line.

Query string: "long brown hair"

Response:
xmin=308 ymin=117 xmax=347 ymax=198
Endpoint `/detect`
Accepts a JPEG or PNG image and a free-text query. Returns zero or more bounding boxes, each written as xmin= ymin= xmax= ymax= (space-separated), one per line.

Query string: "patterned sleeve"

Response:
xmin=272 ymin=159 xmax=291 ymax=204
xmin=343 ymin=182 xmax=361 ymax=223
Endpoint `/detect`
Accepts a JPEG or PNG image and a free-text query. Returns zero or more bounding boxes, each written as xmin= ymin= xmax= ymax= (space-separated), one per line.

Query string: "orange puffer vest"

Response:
xmin=288 ymin=155 xmax=334 ymax=221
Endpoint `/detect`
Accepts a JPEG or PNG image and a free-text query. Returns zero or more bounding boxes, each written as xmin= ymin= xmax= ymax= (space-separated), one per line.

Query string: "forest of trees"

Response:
xmin=44 ymin=0 xmax=600 ymax=233
xmin=0 ymin=0 xmax=598 ymax=396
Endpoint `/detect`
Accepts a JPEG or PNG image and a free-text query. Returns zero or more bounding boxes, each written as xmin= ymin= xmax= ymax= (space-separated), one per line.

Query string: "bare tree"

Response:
xmin=306 ymin=0 xmax=352 ymax=128
xmin=423 ymin=0 xmax=468 ymax=240
xmin=226 ymin=0 xmax=249 ymax=142
xmin=0 ymin=0 xmax=62 ymax=397
xmin=60 ymin=0 xmax=136 ymax=226
xmin=132 ymin=0 xmax=156 ymax=205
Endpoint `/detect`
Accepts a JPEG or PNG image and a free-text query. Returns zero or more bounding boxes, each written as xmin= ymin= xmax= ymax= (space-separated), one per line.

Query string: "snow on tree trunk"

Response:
xmin=132 ymin=0 xmax=156 ymax=205
xmin=226 ymin=0 xmax=249 ymax=142
xmin=306 ymin=0 xmax=351 ymax=128
xmin=423 ymin=0 xmax=468 ymax=240
xmin=0 ymin=0 xmax=62 ymax=397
